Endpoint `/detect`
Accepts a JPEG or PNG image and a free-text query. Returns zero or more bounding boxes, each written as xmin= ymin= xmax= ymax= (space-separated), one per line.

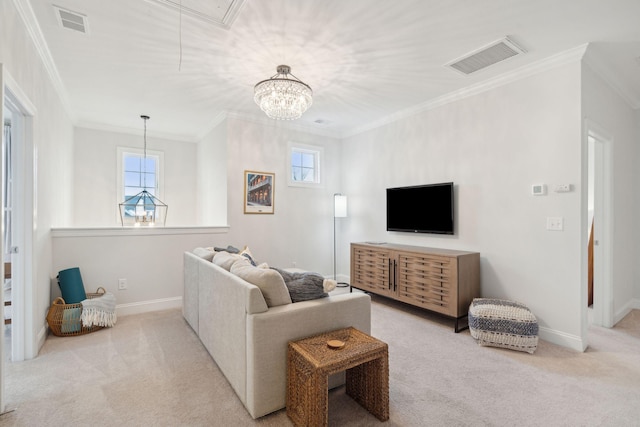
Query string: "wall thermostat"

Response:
xmin=532 ymin=184 xmax=547 ymax=196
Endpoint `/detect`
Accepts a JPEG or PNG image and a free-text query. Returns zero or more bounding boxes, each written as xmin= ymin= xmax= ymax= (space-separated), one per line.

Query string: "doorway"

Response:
xmin=1 ymin=70 xmax=35 ymax=415
xmin=586 ymin=122 xmax=613 ymax=329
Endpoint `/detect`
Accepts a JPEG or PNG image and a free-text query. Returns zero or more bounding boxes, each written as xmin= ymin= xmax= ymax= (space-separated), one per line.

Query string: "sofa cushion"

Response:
xmin=193 ymin=247 xmax=215 ymax=262
xmin=213 ymin=251 xmax=245 ymax=271
xmin=231 ymin=259 xmax=292 ymax=307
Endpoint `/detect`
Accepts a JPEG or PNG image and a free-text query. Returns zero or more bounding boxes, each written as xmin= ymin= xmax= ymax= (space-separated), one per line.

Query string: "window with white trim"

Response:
xmin=288 ymin=143 xmax=323 ymax=187
xmin=117 ymin=147 xmax=164 ymax=221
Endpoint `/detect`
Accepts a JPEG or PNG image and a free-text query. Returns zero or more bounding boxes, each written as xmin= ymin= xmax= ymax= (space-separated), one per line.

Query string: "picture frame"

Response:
xmin=244 ymin=170 xmax=275 ymax=214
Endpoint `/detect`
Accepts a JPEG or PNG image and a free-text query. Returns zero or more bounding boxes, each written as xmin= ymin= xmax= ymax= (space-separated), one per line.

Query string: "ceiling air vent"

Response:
xmin=53 ymin=5 xmax=88 ymax=34
xmin=447 ymin=37 xmax=525 ymax=75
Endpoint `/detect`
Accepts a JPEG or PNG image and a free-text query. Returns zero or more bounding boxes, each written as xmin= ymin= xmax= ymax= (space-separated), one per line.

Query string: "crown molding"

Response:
xmin=194 ymin=111 xmax=228 ymax=141
xmin=75 ymin=119 xmax=198 ymax=143
xmin=12 ymin=0 xmax=76 ymax=121
xmin=583 ymin=46 xmax=640 ymax=110
xmin=342 ymin=44 xmax=590 ymax=139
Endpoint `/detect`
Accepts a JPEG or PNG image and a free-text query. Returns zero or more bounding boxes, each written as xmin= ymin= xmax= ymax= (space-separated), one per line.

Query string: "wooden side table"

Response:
xmin=287 ymin=327 xmax=389 ymax=426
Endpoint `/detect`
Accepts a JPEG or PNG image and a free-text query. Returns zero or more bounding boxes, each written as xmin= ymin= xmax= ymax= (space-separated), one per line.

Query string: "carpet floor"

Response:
xmin=1 ymin=295 xmax=639 ymax=426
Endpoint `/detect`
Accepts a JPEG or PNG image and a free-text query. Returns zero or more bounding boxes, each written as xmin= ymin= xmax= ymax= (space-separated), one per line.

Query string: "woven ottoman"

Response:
xmin=468 ymin=298 xmax=538 ymax=354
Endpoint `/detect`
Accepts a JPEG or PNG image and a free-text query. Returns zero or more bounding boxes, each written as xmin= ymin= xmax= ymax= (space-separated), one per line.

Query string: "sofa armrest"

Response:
xmin=183 ymin=252 xmax=201 ymax=333
xmin=245 ymin=292 xmax=371 ymax=418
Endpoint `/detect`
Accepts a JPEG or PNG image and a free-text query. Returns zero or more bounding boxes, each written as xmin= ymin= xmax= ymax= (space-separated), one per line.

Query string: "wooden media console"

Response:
xmin=350 ymin=242 xmax=480 ymax=332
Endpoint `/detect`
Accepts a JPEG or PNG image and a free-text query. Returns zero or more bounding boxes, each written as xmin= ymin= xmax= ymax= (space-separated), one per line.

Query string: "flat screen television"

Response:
xmin=386 ymin=182 xmax=454 ymax=234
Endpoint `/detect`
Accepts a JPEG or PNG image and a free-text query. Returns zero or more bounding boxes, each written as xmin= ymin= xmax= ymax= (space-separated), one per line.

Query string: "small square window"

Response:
xmin=288 ymin=143 xmax=323 ymax=188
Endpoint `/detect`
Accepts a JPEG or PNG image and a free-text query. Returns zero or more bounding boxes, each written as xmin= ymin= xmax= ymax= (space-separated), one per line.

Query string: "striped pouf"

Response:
xmin=468 ymin=298 xmax=538 ymax=354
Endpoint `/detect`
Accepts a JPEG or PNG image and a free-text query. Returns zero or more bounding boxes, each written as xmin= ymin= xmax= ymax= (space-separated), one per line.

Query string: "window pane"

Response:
xmin=302 ymin=153 xmax=315 ymax=168
xmin=291 ymin=151 xmax=302 ymax=167
xmin=124 ymin=186 xmax=142 ymax=198
xmin=142 ymin=172 xmax=156 ymax=188
xmin=143 ymin=157 xmax=156 ymax=173
xmin=124 ymin=156 xmax=141 ymax=172
xmin=292 ymin=166 xmax=302 ymax=181
xmin=124 ymin=171 xmax=141 ymax=187
xmin=301 ymin=167 xmax=315 ymax=182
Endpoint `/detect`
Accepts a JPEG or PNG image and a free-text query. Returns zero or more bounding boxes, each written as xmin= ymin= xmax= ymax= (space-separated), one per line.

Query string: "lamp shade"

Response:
xmin=334 ymin=194 xmax=347 ymax=218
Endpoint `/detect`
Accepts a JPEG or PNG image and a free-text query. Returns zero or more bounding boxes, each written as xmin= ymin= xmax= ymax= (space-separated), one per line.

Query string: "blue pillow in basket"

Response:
xmin=57 ymin=267 xmax=87 ymax=304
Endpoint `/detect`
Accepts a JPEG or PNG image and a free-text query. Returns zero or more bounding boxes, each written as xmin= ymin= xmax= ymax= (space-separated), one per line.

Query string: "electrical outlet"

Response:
xmin=546 ymin=217 xmax=564 ymax=231
xmin=118 ymin=278 xmax=127 ymax=290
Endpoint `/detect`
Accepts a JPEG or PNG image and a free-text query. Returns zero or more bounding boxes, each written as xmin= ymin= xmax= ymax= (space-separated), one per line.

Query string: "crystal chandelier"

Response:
xmin=119 ymin=115 xmax=168 ymax=227
xmin=254 ymin=65 xmax=313 ymax=120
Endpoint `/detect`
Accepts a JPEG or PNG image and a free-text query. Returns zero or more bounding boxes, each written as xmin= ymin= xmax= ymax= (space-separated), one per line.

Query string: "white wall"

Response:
xmin=581 ymin=61 xmax=640 ymax=319
xmin=51 ymin=229 xmax=229 ymax=315
xmin=223 ymin=116 xmax=344 ymax=276
xmin=50 ymin=115 xmax=343 ymax=320
xmin=72 ymin=127 xmax=199 ymax=227
xmin=1 ymin=0 xmax=75 ymax=357
xmin=342 ymin=62 xmax=585 ymax=349
xmin=197 ymin=119 xmax=227 ymax=225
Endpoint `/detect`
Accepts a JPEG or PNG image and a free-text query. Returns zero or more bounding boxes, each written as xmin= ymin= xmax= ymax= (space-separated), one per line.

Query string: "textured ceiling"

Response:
xmin=25 ymin=0 xmax=640 ymax=141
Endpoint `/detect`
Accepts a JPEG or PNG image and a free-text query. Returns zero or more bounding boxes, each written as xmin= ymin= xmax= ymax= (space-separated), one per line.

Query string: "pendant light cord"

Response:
xmin=141 ymin=115 xmax=150 ymax=179
xmin=178 ymin=0 xmax=183 ymax=71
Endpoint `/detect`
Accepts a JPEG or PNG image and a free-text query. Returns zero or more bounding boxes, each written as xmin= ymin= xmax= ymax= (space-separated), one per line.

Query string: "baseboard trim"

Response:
xmin=614 ymin=298 xmax=640 ymax=325
xmin=538 ymin=326 xmax=585 ymax=352
xmin=116 ymin=296 xmax=183 ymax=317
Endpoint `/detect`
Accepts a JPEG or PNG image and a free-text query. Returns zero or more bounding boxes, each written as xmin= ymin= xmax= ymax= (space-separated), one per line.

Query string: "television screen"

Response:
xmin=386 ymin=182 xmax=454 ymax=234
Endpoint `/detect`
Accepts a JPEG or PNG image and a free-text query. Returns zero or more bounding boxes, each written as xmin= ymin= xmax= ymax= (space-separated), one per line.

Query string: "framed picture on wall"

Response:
xmin=244 ymin=171 xmax=275 ymax=214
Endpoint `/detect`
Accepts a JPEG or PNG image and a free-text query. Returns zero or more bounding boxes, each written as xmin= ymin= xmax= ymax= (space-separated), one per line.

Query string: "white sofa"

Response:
xmin=183 ymin=249 xmax=372 ymax=419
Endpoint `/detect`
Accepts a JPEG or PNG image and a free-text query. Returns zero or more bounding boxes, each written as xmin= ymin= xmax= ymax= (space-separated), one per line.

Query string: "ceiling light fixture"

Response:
xmin=254 ymin=65 xmax=313 ymax=120
xmin=119 ymin=115 xmax=168 ymax=227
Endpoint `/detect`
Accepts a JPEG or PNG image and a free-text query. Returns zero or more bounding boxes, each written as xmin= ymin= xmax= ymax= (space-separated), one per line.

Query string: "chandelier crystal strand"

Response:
xmin=254 ymin=65 xmax=312 ymax=120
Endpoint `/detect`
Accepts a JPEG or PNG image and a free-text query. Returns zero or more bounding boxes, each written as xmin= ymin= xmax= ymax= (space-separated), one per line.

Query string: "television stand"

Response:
xmin=350 ymin=242 xmax=480 ymax=332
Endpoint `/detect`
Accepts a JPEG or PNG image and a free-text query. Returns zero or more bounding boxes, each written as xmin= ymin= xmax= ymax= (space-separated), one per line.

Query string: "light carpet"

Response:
xmin=1 ymin=295 xmax=639 ymax=426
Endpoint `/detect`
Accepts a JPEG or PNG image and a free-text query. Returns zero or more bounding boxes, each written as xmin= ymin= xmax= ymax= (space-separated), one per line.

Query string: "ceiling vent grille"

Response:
xmin=54 ymin=5 xmax=88 ymax=34
xmin=447 ymin=37 xmax=525 ymax=75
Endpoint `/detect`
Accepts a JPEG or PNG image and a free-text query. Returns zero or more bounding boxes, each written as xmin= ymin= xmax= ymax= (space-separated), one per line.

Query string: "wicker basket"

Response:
xmin=46 ymin=287 xmax=106 ymax=337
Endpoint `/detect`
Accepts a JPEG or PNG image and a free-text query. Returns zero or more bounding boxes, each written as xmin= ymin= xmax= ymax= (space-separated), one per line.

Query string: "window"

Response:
xmin=124 ymin=153 xmax=158 ymax=199
xmin=117 ymin=147 xmax=164 ymax=222
xmin=288 ymin=143 xmax=323 ymax=187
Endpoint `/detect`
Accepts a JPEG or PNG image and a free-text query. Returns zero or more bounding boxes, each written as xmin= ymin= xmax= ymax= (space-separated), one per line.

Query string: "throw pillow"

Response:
xmin=240 ymin=246 xmax=257 ymax=266
xmin=193 ymin=247 xmax=215 ymax=262
xmin=271 ymin=267 xmax=333 ymax=303
xmin=230 ymin=259 xmax=292 ymax=307
xmin=213 ymin=245 xmax=240 ymax=254
xmin=212 ymin=251 xmax=245 ymax=271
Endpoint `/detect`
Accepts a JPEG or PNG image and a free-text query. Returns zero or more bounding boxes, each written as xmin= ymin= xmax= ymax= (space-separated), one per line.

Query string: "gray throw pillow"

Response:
xmin=271 ymin=267 xmax=329 ymax=303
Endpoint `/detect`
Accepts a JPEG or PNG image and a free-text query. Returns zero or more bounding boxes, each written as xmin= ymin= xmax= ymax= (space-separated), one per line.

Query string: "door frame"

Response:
xmin=583 ymin=119 xmax=613 ymax=336
xmin=1 ymin=66 xmax=36 ymax=414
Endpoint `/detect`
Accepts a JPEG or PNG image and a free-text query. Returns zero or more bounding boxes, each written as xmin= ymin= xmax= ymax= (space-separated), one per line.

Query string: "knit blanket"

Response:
xmin=81 ymin=292 xmax=117 ymax=328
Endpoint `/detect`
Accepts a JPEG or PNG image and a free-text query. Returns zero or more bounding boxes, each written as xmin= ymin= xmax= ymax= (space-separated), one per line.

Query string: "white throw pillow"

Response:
xmin=193 ymin=247 xmax=215 ymax=262
xmin=230 ymin=259 xmax=292 ymax=307
xmin=212 ymin=251 xmax=244 ymax=271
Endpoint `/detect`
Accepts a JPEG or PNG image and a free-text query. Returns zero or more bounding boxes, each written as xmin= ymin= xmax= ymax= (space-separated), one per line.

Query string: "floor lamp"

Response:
xmin=333 ymin=194 xmax=349 ymax=287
